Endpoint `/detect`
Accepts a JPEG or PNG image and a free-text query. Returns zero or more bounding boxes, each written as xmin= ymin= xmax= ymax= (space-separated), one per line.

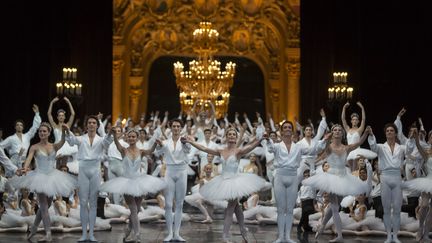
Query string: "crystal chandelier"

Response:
xmin=328 ymin=72 xmax=353 ymax=100
xmin=174 ymin=22 xmax=236 ymax=118
xmin=56 ymin=67 xmax=82 ymax=97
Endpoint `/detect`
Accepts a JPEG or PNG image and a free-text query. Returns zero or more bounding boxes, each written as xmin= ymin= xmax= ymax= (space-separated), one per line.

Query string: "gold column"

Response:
xmin=285 ymin=48 xmax=300 ymax=123
xmin=129 ymin=76 xmax=144 ymax=121
xmin=112 ymin=59 xmax=124 ymax=122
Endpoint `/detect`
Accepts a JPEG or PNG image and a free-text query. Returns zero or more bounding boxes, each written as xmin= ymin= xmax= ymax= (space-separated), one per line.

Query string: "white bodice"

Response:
xmin=221 ymin=155 xmax=240 ymax=176
xmin=122 ymin=155 xmax=142 ymax=178
xmin=34 ymin=149 xmax=56 ymax=174
xmin=327 ymin=151 xmax=348 ymax=176
xmin=346 ymin=131 xmax=360 ymax=145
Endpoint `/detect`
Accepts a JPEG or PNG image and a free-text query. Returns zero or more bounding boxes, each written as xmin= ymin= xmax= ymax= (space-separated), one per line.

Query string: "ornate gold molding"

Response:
xmin=113 ymin=0 xmax=300 ymax=122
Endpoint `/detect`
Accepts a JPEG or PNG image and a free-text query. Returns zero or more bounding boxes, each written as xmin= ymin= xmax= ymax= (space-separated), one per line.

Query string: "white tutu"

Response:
xmin=303 ymin=172 xmax=368 ymax=196
xmin=200 ymin=173 xmax=269 ymax=200
xmin=347 ymin=148 xmax=377 ymax=161
xmin=104 ymin=204 xmax=130 ymax=218
xmin=100 ymin=174 xmax=166 ymax=197
xmin=185 ymin=185 xmax=227 ymax=209
xmin=66 ymin=160 xmax=79 ymax=174
xmin=340 ymin=195 xmax=356 ymax=208
xmin=10 ymin=170 xmax=77 ymax=197
xmin=403 ymin=176 xmax=432 ymax=193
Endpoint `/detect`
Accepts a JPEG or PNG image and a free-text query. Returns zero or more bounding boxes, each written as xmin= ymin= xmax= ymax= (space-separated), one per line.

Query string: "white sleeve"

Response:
xmin=25 ymin=112 xmax=42 ymax=139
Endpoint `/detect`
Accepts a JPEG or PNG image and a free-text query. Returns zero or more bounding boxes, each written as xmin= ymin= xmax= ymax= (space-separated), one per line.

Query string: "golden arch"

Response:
xmin=113 ymin=0 xmax=300 ymax=123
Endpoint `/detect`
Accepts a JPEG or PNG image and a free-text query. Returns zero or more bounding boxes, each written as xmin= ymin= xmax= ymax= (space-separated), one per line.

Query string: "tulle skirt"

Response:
xmin=199 ymin=172 xmax=270 ymax=201
xmin=347 ymin=148 xmax=377 ymax=161
xmin=303 ymin=171 xmax=368 ymax=196
xmin=10 ymin=170 xmax=77 ymax=197
xmin=403 ymin=176 xmax=432 ymax=193
xmin=185 ymin=192 xmax=228 ymax=209
xmin=100 ymin=174 xmax=166 ymax=197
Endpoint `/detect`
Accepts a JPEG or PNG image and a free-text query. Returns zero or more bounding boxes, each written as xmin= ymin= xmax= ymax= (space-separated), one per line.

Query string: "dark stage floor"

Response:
xmin=0 ymin=218 xmax=420 ymax=243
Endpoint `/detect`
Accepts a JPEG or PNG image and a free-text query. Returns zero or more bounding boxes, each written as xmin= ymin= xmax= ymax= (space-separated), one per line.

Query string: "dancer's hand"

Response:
xmin=397 ymin=107 xmax=406 ymax=117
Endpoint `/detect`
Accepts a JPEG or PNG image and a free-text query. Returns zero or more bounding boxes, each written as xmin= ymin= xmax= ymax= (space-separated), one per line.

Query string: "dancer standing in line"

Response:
xmin=154 ymin=119 xmax=191 ymax=242
xmin=13 ymin=123 xmax=76 ymax=242
xmin=304 ymin=124 xmax=371 ymax=242
xmin=404 ymin=128 xmax=432 ymax=242
xmin=100 ymin=129 xmax=165 ymax=242
xmin=65 ymin=116 xmax=113 ymax=242
xmin=184 ymin=128 xmax=269 ymax=243
xmin=266 ymin=120 xmax=328 ymax=243
xmin=368 ymin=123 xmax=413 ymax=243
xmin=0 ymin=104 xmax=41 ymax=173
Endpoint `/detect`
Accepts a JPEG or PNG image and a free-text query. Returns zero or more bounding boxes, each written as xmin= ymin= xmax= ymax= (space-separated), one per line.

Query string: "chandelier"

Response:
xmin=56 ymin=67 xmax=82 ymax=97
xmin=328 ymin=72 xmax=353 ymax=100
xmin=173 ymin=22 xmax=236 ymax=118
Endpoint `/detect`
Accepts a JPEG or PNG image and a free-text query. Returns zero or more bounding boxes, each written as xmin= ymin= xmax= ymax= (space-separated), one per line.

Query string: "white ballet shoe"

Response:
xmin=163 ymin=232 xmax=173 ymax=242
xmin=383 ymin=235 xmax=392 ymax=243
xmin=78 ymin=234 xmax=88 ymax=242
xmin=329 ymin=235 xmax=344 ymax=242
xmin=272 ymin=238 xmax=284 ymax=243
xmin=222 ymin=233 xmax=233 ymax=243
xmin=37 ymin=232 xmax=52 ymax=242
xmin=392 ymin=237 xmax=401 ymax=243
xmin=286 ymin=238 xmax=297 ymax=243
xmin=172 ymin=234 xmax=186 ymax=242
xmin=200 ymin=217 xmax=213 ymax=224
xmin=88 ymin=234 xmax=98 ymax=242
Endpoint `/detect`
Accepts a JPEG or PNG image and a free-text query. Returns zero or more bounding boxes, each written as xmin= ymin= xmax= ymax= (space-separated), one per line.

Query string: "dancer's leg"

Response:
xmin=87 ymin=167 xmax=101 ymax=241
xmin=223 ymin=200 xmax=237 ymax=241
xmin=328 ymin=194 xmax=343 ymax=242
xmin=78 ymin=168 xmax=90 ymax=241
xmin=274 ymin=174 xmax=287 ymax=242
xmin=380 ymin=175 xmax=393 ymax=243
xmin=163 ymin=171 xmax=175 ymax=241
xmin=37 ymin=193 xmax=52 ymax=241
xmin=173 ymin=169 xmax=188 ymax=241
xmin=284 ymin=175 xmax=298 ymax=242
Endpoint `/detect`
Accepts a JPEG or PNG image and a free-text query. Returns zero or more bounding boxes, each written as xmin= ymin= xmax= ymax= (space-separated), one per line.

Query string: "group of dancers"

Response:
xmin=0 ymin=97 xmax=432 ymax=243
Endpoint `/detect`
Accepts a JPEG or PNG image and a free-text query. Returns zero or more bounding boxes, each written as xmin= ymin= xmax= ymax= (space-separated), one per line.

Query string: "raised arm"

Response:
xmin=357 ymin=101 xmax=366 ymax=134
xmin=412 ymin=129 xmax=428 ymax=161
xmin=23 ymin=145 xmax=36 ymax=172
xmin=238 ymin=136 xmax=265 ymax=158
xmin=191 ymin=100 xmax=199 ymax=124
xmin=141 ymin=139 xmax=160 ymax=156
xmin=394 ymin=107 xmax=408 ymax=144
xmin=47 ymin=97 xmax=59 ymax=128
xmin=207 ymin=101 xmax=216 ymax=125
xmin=53 ymin=124 xmax=67 ymax=152
xmin=182 ymin=136 xmax=220 ymax=156
xmin=313 ymin=109 xmax=328 ymax=142
xmin=111 ymin=129 xmax=126 ymax=158
xmin=341 ymin=102 xmax=350 ymax=132
xmin=347 ymin=126 xmax=371 ymax=154
xmin=25 ymin=105 xmax=42 ymax=138
xmin=63 ymin=97 xmax=76 ymax=128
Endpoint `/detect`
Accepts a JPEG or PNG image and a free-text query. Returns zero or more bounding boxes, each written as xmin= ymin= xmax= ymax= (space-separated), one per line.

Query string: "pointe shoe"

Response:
xmin=173 ymin=234 xmax=186 ymax=242
xmin=329 ymin=235 xmax=343 ymax=242
xmin=163 ymin=232 xmax=173 ymax=242
xmin=124 ymin=234 xmax=138 ymax=242
xmin=286 ymin=238 xmax=297 ymax=243
xmin=392 ymin=236 xmax=401 ymax=243
xmin=383 ymin=236 xmax=392 ymax=243
xmin=88 ymin=235 xmax=98 ymax=242
xmin=222 ymin=234 xmax=233 ymax=243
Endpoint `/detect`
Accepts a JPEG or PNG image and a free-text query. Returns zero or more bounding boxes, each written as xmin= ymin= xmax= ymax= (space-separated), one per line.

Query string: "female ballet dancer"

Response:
xmin=303 ymin=124 xmax=371 ymax=242
xmin=183 ymin=128 xmax=269 ymax=242
xmin=368 ymin=123 xmax=414 ymax=243
xmin=404 ymin=128 xmax=432 ymax=242
xmin=341 ymin=102 xmax=376 ymax=168
xmin=12 ymin=123 xmax=77 ymax=242
xmin=47 ymin=97 xmax=77 ymax=164
xmin=65 ymin=115 xmax=113 ymax=242
xmin=100 ymin=129 xmax=165 ymax=242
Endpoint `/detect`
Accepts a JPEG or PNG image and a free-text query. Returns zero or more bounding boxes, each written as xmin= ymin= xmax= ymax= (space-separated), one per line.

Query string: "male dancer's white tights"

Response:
xmin=78 ymin=160 xmax=100 ymax=241
xmin=164 ymin=165 xmax=188 ymax=241
xmin=274 ymin=171 xmax=298 ymax=243
xmin=381 ymin=172 xmax=402 ymax=243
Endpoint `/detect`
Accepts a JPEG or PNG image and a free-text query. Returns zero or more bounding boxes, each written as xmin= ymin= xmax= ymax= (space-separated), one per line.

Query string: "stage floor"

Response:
xmin=0 ymin=218 xmax=420 ymax=243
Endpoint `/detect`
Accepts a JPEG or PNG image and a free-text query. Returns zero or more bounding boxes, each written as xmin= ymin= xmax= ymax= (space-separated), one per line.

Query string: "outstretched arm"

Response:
xmin=47 ymin=97 xmax=59 ymax=128
xmin=238 ymin=136 xmax=266 ymax=157
xmin=64 ymin=97 xmax=76 ymax=128
xmin=341 ymin=102 xmax=350 ymax=132
xmin=182 ymin=136 xmax=220 ymax=156
xmin=413 ymin=129 xmax=428 ymax=161
xmin=111 ymin=129 xmax=126 ymax=158
xmin=357 ymin=101 xmax=366 ymax=134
